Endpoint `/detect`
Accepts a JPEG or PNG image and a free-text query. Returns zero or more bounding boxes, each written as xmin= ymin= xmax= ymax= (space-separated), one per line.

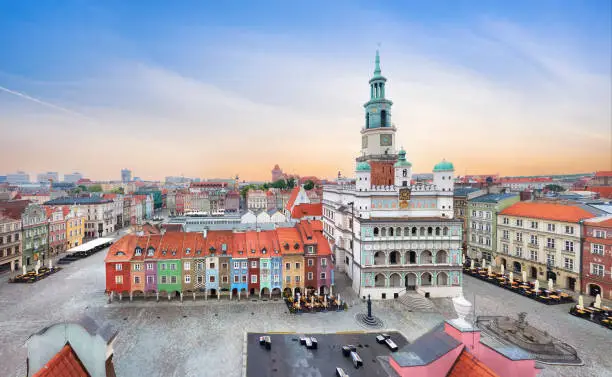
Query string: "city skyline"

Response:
xmin=1 ymin=1 xmax=610 ymax=181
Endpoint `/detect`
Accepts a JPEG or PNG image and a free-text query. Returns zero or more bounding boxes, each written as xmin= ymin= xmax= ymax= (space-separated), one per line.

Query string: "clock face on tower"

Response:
xmin=380 ymin=134 xmax=392 ymax=146
xmin=362 ymin=136 xmax=368 ymax=148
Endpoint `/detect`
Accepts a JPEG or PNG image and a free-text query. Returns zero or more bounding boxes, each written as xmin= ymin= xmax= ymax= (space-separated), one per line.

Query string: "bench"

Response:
xmin=385 ymin=338 xmax=398 ymax=352
xmin=350 ymin=351 xmax=363 ymax=368
xmin=335 ymin=367 xmax=349 ymax=377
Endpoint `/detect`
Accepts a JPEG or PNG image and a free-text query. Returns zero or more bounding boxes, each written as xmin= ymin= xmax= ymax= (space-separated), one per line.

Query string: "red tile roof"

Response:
xmin=584 ymin=216 xmax=612 ymax=228
xmin=499 ymin=202 xmax=596 ymax=223
xmin=447 ymin=349 xmax=498 ymax=377
xmin=501 ymin=177 xmax=552 ymax=183
xmin=594 ymin=171 xmax=612 ymax=178
xmin=291 ymin=203 xmax=322 ymax=219
xmin=586 ymin=186 xmax=612 ymax=199
xmin=286 ymin=187 xmax=300 ymax=211
xmin=32 ymin=344 xmax=89 ymax=377
xmin=105 ymin=236 xmax=135 ymax=263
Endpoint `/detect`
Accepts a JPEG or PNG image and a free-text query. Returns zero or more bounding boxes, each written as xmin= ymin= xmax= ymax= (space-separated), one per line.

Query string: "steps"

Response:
xmin=396 ymin=291 xmax=436 ymax=312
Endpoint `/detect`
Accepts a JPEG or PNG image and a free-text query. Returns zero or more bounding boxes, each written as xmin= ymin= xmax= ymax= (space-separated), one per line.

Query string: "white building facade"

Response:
xmin=322 ymin=51 xmax=463 ymax=300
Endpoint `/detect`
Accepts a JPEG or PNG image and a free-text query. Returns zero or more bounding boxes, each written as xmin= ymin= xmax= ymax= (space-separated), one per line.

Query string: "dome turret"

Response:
xmin=356 ymin=161 xmax=371 ymax=171
xmin=394 ymin=148 xmax=412 ymax=168
xmin=433 ymin=159 xmax=454 ymax=172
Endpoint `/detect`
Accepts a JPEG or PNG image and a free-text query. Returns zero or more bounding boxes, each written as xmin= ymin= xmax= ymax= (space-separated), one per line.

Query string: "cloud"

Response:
xmin=0 ymin=11 xmax=609 ymax=180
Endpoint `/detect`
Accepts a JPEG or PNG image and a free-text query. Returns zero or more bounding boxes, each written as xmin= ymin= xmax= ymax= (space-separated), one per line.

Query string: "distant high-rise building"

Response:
xmin=121 ymin=169 xmax=132 ymax=183
xmin=0 ymin=176 xmax=6 ymax=183
xmin=7 ymin=171 xmax=30 ymax=184
xmin=36 ymin=172 xmax=59 ymax=183
xmin=63 ymin=172 xmax=83 ymax=183
xmin=272 ymin=164 xmax=283 ymax=182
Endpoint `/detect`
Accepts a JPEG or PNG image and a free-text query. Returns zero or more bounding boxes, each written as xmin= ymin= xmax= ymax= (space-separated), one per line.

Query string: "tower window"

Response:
xmin=366 ymin=113 xmax=370 ymax=129
xmin=403 ymin=169 xmax=407 ymax=177
xmin=381 ymin=110 xmax=387 ymax=127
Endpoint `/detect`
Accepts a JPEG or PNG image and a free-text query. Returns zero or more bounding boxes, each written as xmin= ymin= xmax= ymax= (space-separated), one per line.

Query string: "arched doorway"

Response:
xmin=261 ymin=287 xmax=270 ymax=297
xmin=283 ymin=287 xmax=292 ymax=297
xmin=389 ymin=273 xmax=401 ymax=287
xmin=407 ymin=251 xmax=416 ymax=264
xmin=530 ymin=267 xmax=537 ymax=279
xmin=294 ymin=287 xmax=301 ymax=295
xmin=272 ymin=287 xmax=282 ymax=298
xmin=210 ymin=289 xmax=217 ymax=298
xmin=232 ymin=288 xmax=238 ymax=299
xmin=389 ymin=251 xmax=400 ymax=265
xmin=249 ymin=288 xmax=255 ymax=296
xmin=513 ymin=262 xmax=522 ymax=272
xmin=567 ymin=277 xmax=576 ymax=291
xmin=500 ymin=258 xmax=507 ymax=268
xmin=435 ymin=250 xmax=448 ymax=264
xmin=421 ymin=272 xmax=432 ymax=286
xmin=374 ymin=273 xmax=386 ymax=287
xmin=588 ymin=284 xmax=602 ymax=297
xmin=374 ymin=252 xmax=386 ymax=265
xmin=405 ymin=273 xmax=417 ymax=290
xmin=546 ymin=270 xmax=557 ymax=283
xmin=421 ymin=250 xmax=433 ymax=264
xmin=319 ymin=285 xmax=328 ymax=295
xmin=437 ymin=272 xmax=448 ymax=286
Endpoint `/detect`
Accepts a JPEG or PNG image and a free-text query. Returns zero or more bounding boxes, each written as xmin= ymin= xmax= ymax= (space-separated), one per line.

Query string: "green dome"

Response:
xmin=433 ymin=159 xmax=454 ymax=172
xmin=356 ymin=161 xmax=371 ymax=172
xmin=394 ymin=148 xmax=412 ymax=167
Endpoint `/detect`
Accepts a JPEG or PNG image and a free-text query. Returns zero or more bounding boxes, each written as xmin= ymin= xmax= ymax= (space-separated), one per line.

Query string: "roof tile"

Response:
xmin=32 ymin=344 xmax=89 ymax=377
xmin=499 ymin=202 xmax=597 ymax=223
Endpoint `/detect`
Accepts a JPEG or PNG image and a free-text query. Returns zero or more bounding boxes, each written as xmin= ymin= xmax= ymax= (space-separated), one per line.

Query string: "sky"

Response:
xmin=0 ymin=0 xmax=610 ymax=181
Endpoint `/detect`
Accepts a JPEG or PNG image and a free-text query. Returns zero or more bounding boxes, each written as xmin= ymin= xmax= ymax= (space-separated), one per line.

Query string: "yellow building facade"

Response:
xmin=65 ymin=208 xmax=85 ymax=248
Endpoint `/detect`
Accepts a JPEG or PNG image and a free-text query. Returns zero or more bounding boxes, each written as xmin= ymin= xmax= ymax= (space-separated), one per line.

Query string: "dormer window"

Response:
xmin=284 ymin=243 xmax=289 ymax=250
xmin=294 ymin=243 xmax=300 ymax=250
xmin=262 ymin=248 xmax=267 ymax=254
xmin=185 ymin=248 xmax=191 ymax=255
xmin=196 ymin=250 xmax=201 ymax=255
xmin=147 ymin=247 xmax=154 ymax=256
xmin=221 ymin=243 xmax=227 ymax=252
xmin=274 ymin=249 xmax=279 ymax=254
xmin=172 ymin=251 xmax=176 ymax=256
xmin=162 ymin=251 xmax=167 ymax=256
xmin=239 ymin=251 xmax=243 ymax=255
xmin=135 ymin=247 xmax=142 ymax=256
xmin=115 ymin=251 xmax=125 ymax=256
xmin=209 ymin=246 xmax=216 ymax=252
xmin=251 ymin=249 xmax=255 ymax=254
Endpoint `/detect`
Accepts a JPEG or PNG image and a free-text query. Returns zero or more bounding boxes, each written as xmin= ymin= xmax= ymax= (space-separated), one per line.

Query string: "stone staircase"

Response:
xmin=395 ymin=291 xmax=436 ymax=312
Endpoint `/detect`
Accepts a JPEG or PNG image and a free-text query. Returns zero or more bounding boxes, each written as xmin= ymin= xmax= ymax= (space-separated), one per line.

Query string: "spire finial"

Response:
xmin=374 ymin=45 xmax=381 ymax=76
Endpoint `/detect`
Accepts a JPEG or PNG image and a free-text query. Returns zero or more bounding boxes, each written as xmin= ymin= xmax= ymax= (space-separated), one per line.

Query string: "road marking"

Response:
xmin=267 ymin=331 xmax=296 ymax=334
xmin=335 ymin=330 xmax=365 ymax=334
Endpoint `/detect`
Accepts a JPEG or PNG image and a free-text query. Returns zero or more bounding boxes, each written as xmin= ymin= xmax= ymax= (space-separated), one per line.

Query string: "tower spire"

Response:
xmin=374 ymin=49 xmax=381 ymax=77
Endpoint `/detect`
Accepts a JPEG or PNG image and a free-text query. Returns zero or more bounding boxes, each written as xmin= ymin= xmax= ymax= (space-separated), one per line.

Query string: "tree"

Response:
xmin=270 ymin=179 xmax=288 ymax=189
xmin=78 ymin=185 xmax=87 ymax=192
xmin=304 ymin=180 xmax=315 ymax=190
xmin=544 ymin=184 xmax=565 ymax=192
xmin=287 ymin=178 xmax=296 ymax=189
xmin=240 ymin=185 xmax=255 ymax=199
xmin=87 ymin=184 xmax=102 ymax=192
xmin=111 ymin=187 xmax=125 ymax=195
xmin=262 ymin=183 xmax=270 ymax=190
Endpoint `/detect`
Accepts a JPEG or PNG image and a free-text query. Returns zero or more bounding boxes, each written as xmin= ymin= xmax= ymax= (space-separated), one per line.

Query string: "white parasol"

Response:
xmin=578 ymin=295 xmax=584 ymax=309
xmin=22 ymin=265 xmax=27 ymax=275
xmin=470 ymin=259 xmax=475 ymax=269
xmin=522 ymin=271 xmax=527 ymax=282
xmin=534 ymin=280 xmax=539 ymax=293
xmin=500 ymin=264 xmax=505 ymax=275
xmin=548 ymin=278 xmax=553 ymax=291
xmin=482 ymin=259 xmax=486 ymax=268
xmin=509 ymin=272 xmax=514 ymax=283
xmin=595 ymin=294 xmax=602 ymax=309
xmin=487 ymin=265 xmax=492 ymax=275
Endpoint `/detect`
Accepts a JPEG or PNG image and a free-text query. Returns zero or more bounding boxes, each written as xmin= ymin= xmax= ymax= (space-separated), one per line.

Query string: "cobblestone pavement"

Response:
xmin=1 ymin=249 xmax=609 ymax=377
xmin=462 ymin=275 xmax=612 ymax=377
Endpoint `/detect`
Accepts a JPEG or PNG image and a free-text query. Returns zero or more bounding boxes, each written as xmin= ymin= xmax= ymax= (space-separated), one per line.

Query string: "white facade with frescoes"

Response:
xmin=322 ymin=51 xmax=463 ymax=300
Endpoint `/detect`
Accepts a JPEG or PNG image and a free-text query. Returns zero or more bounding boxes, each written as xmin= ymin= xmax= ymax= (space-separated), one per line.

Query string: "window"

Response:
xmin=547 ymin=223 xmax=556 ymax=232
xmin=565 ymin=241 xmax=574 ymax=252
xmin=592 ymin=244 xmax=604 ymax=255
xmin=184 ymin=275 xmax=191 ymax=283
xmin=502 ymin=230 xmax=509 ymax=240
xmin=233 ymin=262 xmax=240 ymax=269
xmin=233 ymin=275 xmax=239 ymax=283
xmin=530 ymin=235 xmax=538 ymax=246
xmin=197 ymin=262 xmax=204 ymax=271
xmin=251 ymin=275 xmax=257 ymax=283
xmin=146 ymin=276 xmax=154 ymax=284
xmin=251 ymin=261 xmax=257 ymax=268
xmin=530 ymin=250 xmax=538 ymax=261
xmin=295 ymin=276 xmax=301 ymax=283
xmin=565 ymin=226 xmax=574 ymax=234
xmin=222 ymin=276 xmax=228 ymax=283
xmin=273 ymin=262 xmax=280 ymax=269
xmin=502 ymin=243 xmax=509 ymax=253
xmin=594 ymin=230 xmax=606 ymax=238
xmin=222 ymin=263 xmax=228 ymax=269
xmin=515 ymin=247 xmax=522 ymax=257
xmin=530 ymin=221 xmax=538 ymax=229
xmin=307 ymin=259 xmax=314 ymax=266
xmin=210 ymin=276 xmax=216 ymax=283
xmin=170 ymin=264 xmax=177 ymax=271
xmin=115 ymin=276 xmax=123 ymax=284
xmin=160 ymin=276 xmax=167 ymax=284
xmin=171 ymin=276 xmax=177 ymax=284
xmin=546 ymin=238 xmax=555 ymax=249
xmin=115 ymin=264 xmax=122 ymax=271
xmin=241 ymin=261 xmax=248 ymax=269
xmin=146 ymin=263 xmax=153 ymax=270
xmin=161 ymin=264 xmax=167 ymax=270
xmin=308 ymin=272 xmax=313 ymax=280
xmin=273 ymin=274 xmax=279 ymax=282
xmin=135 ymin=248 xmax=142 ymax=256
xmin=485 ymin=237 xmax=491 ymax=246
xmin=321 ymin=258 xmax=327 ymax=267
xmin=471 ymin=210 xmax=476 ymax=217
xmin=564 ymin=258 xmax=574 ymax=270
xmin=184 ymin=262 xmax=190 ymax=271
xmin=242 ymin=275 xmax=247 ymax=283
xmin=547 ymin=254 xmax=555 ymax=267
xmin=503 ymin=217 xmax=509 ymax=225
xmin=591 ymin=264 xmax=605 ymax=276
xmin=320 ymin=272 xmax=326 ymax=279
xmin=286 ymin=276 xmax=291 ymax=283
xmin=516 ymin=232 xmax=523 ymax=242
xmin=516 ymin=219 xmax=523 ymax=227
xmin=134 ymin=264 xmax=141 ymax=271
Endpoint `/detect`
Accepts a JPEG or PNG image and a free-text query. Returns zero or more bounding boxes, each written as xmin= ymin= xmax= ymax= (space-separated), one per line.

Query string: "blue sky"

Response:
xmin=0 ymin=0 xmax=610 ymax=180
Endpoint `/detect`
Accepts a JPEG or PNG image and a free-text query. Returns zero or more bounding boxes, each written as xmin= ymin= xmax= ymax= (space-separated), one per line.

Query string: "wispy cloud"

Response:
xmin=0 ymin=7 xmax=609 ymax=180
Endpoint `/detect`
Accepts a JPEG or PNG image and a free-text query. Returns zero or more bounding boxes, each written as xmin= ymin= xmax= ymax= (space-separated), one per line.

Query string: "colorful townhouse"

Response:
xmin=581 ymin=216 xmax=612 ymax=299
xmin=65 ymin=207 xmax=85 ymax=248
xmin=105 ymin=221 xmax=333 ymax=301
xmin=46 ymin=207 xmax=67 ymax=257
